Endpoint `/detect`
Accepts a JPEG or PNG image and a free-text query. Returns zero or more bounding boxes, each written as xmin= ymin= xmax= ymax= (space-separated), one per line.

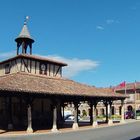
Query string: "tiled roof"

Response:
xmin=115 ymin=82 xmax=140 ymax=92
xmin=0 ymin=72 xmax=127 ymax=99
xmin=0 ymin=54 xmax=67 ymax=66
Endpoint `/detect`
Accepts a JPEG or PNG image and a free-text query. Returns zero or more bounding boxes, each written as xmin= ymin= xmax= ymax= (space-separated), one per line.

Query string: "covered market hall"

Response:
xmin=0 ymin=20 xmax=127 ymax=133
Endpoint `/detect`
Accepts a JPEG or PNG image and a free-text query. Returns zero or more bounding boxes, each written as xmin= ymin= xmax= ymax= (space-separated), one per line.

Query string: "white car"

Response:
xmin=65 ymin=115 xmax=81 ymax=122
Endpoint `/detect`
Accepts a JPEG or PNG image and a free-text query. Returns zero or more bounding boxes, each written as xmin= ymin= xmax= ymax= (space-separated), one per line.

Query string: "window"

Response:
xmin=5 ymin=64 xmax=10 ymax=74
xmin=39 ymin=63 xmax=47 ymax=75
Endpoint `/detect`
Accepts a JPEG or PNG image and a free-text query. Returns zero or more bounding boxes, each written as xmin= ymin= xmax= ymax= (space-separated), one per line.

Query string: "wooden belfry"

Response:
xmin=15 ymin=16 xmax=34 ymax=55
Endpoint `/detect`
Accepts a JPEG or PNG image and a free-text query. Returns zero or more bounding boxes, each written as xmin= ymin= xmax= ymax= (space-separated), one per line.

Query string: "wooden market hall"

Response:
xmin=0 ymin=20 xmax=127 ymax=133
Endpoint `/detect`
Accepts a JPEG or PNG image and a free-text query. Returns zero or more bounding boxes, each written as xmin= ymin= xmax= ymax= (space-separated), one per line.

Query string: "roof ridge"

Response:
xmin=16 ymin=72 xmax=68 ymax=81
xmin=0 ymin=54 xmax=67 ymax=66
xmin=21 ymin=54 xmax=67 ymax=65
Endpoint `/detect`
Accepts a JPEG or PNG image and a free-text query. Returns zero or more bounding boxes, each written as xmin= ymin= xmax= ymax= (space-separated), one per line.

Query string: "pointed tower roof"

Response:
xmin=19 ymin=23 xmax=31 ymax=38
xmin=15 ymin=17 xmax=34 ymax=55
xmin=15 ymin=18 xmax=34 ymax=43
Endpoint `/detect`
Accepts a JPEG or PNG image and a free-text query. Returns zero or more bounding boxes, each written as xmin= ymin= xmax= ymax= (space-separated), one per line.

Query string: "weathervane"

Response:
xmin=24 ymin=16 xmax=30 ymax=25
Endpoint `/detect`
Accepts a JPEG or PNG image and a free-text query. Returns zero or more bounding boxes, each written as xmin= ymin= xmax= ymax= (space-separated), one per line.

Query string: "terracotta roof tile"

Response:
xmin=0 ymin=72 xmax=127 ymax=99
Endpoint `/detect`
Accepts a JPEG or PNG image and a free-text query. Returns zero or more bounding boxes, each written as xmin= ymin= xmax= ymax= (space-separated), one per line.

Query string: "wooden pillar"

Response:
xmin=26 ymin=104 xmax=33 ymax=133
xmin=104 ymin=101 xmax=108 ymax=123
xmin=62 ymin=104 xmax=65 ymax=121
xmin=61 ymin=102 xmax=65 ymax=122
xmin=72 ymin=102 xmax=79 ymax=129
xmin=57 ymin=101 xmax=63 ymax=127
xmin=93 ymin=102 xmax=98 ymax=127
xmin=19 ymin=97 xmax=22 ymax=126
xmin=51 ymin=105 xmax=58 ymax=132
xmin=25 ymin=97 xmax=34 ymax=133
xmin=41 ymin=99 xmax=44 ymax=115
xmin=25 ymin=46 xmax=27 ymax=54
xmin=17 ymin=45 xmax=19 ymax=55
xmin=121 ymin=99 xmax=125 ymax=123
xmin=108 ymin=101 xmax=113 ymax=125
xmin=30 ymin=44 xmax=32 ymax=55
xmin=89 ymin=101 xmax=93 ymax=125
xmin=8 ymin=97 xmax=13 ymax=130
xmin=22 ymin=42 xmax=25 ymax=54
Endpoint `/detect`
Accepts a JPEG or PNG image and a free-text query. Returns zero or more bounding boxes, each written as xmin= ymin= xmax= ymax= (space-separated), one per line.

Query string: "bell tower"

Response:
xmin=15 ymin=16 xmax=34 ymax=55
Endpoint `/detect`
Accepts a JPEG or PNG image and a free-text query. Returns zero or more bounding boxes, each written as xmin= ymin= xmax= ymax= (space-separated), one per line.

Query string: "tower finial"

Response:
xmin=24 ymin=16 xmax=30 ymax=25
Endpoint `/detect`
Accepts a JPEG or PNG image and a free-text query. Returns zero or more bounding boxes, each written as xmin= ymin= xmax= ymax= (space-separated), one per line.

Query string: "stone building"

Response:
xmin=75 ymin=83 xmax=140 ymax=119
xmin=114 ymin=82 xmax=140 ymax=115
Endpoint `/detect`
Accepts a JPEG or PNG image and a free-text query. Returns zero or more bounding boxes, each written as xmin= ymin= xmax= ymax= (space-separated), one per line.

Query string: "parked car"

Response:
xmin=136 ymin=110 xmax=140 ymax=120
xmin=64 ymin=115 xmax=81 ymax=122
xmin=64 ymin=114 xmax=73 ymax=120
xmin=124 ymin=111 xmax=134 ymax=119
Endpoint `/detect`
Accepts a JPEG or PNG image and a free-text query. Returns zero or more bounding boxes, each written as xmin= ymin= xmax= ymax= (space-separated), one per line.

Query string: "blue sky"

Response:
xmin=0 ymin=0 xmax=140 ymax=87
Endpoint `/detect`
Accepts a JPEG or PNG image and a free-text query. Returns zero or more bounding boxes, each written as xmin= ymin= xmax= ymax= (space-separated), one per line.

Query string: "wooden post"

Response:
xmin=19 ymin=97 xmax=22 ymax=126
xmin=8 ymin=97 xmax=13 ymax=130
xmin=30 ymin=44 xmax=32 ymax=55
xmin=108 ymin=101 xmax=113 ymax=125
xmin=57 ymin=101 xmax=63 ymax=127
xmin=17 ymin=45 xmax=19 ymax=55
xmin=60 ymin=102 xmax=65 ymax=123
xmin=62 ymin=104 xmax=65 ymax=121
xmin=121 ymin=99 xmax=125 ymax=123
xmin=72 ymin=102 xmax=79 ymax=129
xmin=103 ymin=100 xmax=108 ymax=123
xmin=51 ymin=105 xmax=58 ymax=132
xmin=26 ymin=104 xmax=33 ymax=133
xmin=25 ymin=97 xmax=34 ymax=133
xmin=93 ymin=102 xmax=98 ymax=127
xmin=89 ymin=102 xmax=93 ymax=125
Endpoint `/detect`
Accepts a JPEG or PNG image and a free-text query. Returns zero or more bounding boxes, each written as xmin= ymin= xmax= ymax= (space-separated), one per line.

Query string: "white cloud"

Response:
xmin=96 ymin=19 xmax=119 ymax=31
xmin=46 ymin=55 xmax=99 ymax=78
xmin=106 ymin=19 xmax=120 ymax=24
xmin=106 ymin=19 xmax=114 ymax=24
xmin=96 ymin=26 xmax=104 ymax=30
xmin=0 ymin=51 xmax=16 ymax=60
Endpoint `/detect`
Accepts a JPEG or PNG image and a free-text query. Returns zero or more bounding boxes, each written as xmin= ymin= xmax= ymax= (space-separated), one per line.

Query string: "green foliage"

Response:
xmin=97 ymin=115 xmax=105 ymax=120
xmin=111 ymin=114 xmax=121 ymax=119
xmin=96 ymin=114 xmax=121 ymax=120
xmin=82 ymin=110 xmax=87 ymax=117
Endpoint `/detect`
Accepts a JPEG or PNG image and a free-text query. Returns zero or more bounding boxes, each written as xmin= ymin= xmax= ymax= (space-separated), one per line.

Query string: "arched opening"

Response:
xmin=127 ymin=105 xmax=133 ymax=111
xmin=82 ymin=109 xmax=87 ymax=117
xmin=100 ymin=108 xmax=105 ymax=116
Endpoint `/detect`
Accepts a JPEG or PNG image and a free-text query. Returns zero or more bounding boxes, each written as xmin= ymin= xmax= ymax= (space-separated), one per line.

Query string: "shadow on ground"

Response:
xmin=130 ymin=136 xmax=140 ymax=140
